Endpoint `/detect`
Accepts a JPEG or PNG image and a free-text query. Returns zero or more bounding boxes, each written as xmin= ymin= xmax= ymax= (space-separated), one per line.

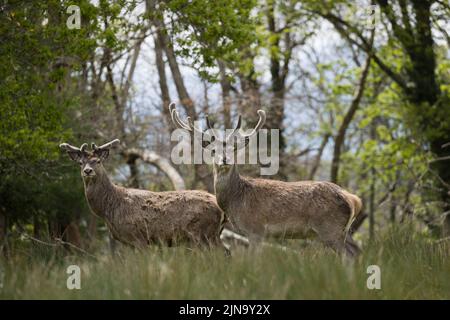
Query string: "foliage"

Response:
xmin=149 ymin=0 xmax=258 ymax=80
xmin=0 ymin=0 xmax=130 ymax=231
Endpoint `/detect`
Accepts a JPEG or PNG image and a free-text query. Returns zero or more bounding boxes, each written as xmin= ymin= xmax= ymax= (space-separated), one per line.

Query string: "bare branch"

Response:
xmin=125 ymin=148 xmax=186 ymax=190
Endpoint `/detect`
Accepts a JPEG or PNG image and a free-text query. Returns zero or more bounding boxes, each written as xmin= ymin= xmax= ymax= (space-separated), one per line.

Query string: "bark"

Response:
xmin=308 ymin=133 xmax=330 ymax=180
xmin=127 ymin=155 xmax=141 ymax=188
xmin=106 ymin=58 xmax=125 ymax=139
xmin=33 ymin=215 xmax=42 ymax=239
xmin=121 ymin=32 xmax=145 ymax=108
xmin=125 ymin=148 xmax=186 ymax=190
xmin=202 ymin=80 xmax=210 ymax=115
xmin=238 ymin=72 xmax=261 ymax=118
xmin=0 ymin=209 xmax=7 ymax=257
xmin=265 ymin=0 xmax=307 ymax=179
xmin=157 ymin=28 xmax=196 ymax=120
xmin=107 ymin=34 xmax=148 ymax=189
xmin=218 ymin=59 xmax=232 ymax=129
xmin=369 ymin=164 xmax=376 ymax=240
xmin=389 ymin=195 xmax=397 ymax=225
xmin=266 ymin=0 xmax=287 ymax=156
xmin=63 ymin=222 xmax=82 ymax=249
xmin=330 ymin=49 xmax=372 ymax=184
xmin=154 ymin=32 xmax=175 ymax=132
xmin=369 ymin=122 xmax=377 ymax=241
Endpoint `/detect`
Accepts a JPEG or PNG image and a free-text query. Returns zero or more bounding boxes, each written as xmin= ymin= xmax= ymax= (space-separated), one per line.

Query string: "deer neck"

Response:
xmin=83 ymin=167 xmax=120 ymax=221
xmin=214 ymin=164 xmax=243 ymax=210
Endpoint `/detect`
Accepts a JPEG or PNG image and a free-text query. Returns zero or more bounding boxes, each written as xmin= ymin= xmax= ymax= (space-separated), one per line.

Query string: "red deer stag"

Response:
xmin=169 ymin=103 xmax=363 ymax=256
xmin=60 ymin=139 xmax=226 ymax=250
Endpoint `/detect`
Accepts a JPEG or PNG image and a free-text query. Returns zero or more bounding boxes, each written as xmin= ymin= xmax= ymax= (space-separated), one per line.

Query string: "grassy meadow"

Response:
xmin=0 ymin=227 xmax=449 ymax=300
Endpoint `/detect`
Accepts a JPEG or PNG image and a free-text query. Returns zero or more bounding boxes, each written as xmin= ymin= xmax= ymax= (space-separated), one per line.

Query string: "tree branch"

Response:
xmin=331 ymin=31 xmax=373 ymax=183
xmin=125 ymin=148 xmax=186 ymax=190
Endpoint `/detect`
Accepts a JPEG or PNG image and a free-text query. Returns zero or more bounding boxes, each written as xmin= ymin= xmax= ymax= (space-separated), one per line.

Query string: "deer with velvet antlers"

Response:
xmin=60 ymin=139 xmax=226 ymax=249
xmin=169 ymin=103 xmax=363 ymax=256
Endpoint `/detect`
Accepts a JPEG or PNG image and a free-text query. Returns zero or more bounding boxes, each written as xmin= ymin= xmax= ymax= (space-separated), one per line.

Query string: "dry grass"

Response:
xmin=0 ymin=227 xmax=449 ymax=299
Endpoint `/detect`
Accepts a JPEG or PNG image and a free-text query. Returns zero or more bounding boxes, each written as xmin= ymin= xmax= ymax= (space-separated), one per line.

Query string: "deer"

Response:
xmin=59 ymin=139 xmax=226 ymax=250
xmin=169 ymin=103 xmax=363 ymax=256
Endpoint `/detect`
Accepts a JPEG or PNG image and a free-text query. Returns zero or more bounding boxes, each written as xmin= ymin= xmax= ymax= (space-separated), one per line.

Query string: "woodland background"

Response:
xmin=0 ymin=0 xmax=449 ymax=271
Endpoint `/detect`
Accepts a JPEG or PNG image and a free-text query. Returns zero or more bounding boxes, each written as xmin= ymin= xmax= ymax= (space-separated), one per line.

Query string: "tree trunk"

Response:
xmin=324 ymin=1 xmax=450 ymax=233
xmin=369 ymin=122 xmax=377 ymax=241
xmin=127 ymin=154 xmax=140 ymax=188
xmin=331 ymin=51 xmax=372 ymax=184
xmin=389 ymin=196 xmax=396 ymax=225
xmin=158 ymin=28 xmax=196 ymax=120
xmin=0 ymin=209 xmax=8 ymax=258
xmin=266 ymin=1 xmax=287 ymax=177
xmin=154 ymin=32 xmax=175 ymax=132
xmin=308 ymin=133 xmax=330 ymax=180
xmin=410 ymin=2 xmax=450 ymax=235
xmin=33 ymin=215 xmax=42 ymax=239
xmin=63 ymin=222 xmax=82 ymax=249
xmin=218 ymin=59 xmax=232 ymax=129
xmin=154 ymin=20 xmax=213 ymax=190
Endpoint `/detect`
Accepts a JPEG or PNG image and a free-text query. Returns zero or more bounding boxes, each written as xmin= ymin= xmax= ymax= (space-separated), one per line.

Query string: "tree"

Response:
xmin=0 ymin=0 xmax=102 ymax=250
xmin=309 ymin=0 xmax=450 ymax=235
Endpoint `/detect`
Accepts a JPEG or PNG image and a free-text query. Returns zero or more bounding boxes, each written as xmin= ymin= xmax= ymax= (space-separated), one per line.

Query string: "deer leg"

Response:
xmin=344 ymin=236 xmax=361 ymax=257
xmin=220 ymin=228 xmax=250 ymax=248
xmin=322 ymin=238 xmax=346 ymax=255
xmin=208 ymin=234 xmax=232 ymax=257
xmin=313 ymin=222 xmax=347 ymax=255
xmin=220 ymin=241 xmax=232 ymax=257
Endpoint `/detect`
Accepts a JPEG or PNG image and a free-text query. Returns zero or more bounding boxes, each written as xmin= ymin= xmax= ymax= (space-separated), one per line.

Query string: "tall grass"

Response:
xmin=0 ymin=227 xmax=449 ymax=299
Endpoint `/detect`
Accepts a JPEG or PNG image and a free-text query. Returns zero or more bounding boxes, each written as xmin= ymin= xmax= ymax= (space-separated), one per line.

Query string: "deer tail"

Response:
xmin=341 ymin=190 xmax=363 ymax=238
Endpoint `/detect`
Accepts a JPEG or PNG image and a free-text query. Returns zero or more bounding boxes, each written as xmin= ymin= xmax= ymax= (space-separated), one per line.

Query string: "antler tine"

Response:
xmin=205 ymin=116 xmax=223 ymax=142
xmin=168 ymin=102 xmax=176 ymax=115
xmin=226 ymin=115 xmax=242 ymax=140
xmin=235 ymin=115 xmax=242 ymax=130
xmin=253 ymin=109 xmax=266 ymax=132
xmin=59 ymin=143 xmax=81 ymax=152
xmin=80 ymin=143 xmax=88 ymax=152
xmin=169 ymin=103 xmax=216 ymax=141
xmin=185 ymin=116 xmax=216 ymax=142
xmin=170 ymin=104 xmax=191 ymax=130
xmin=96 ymin=139 xmax=120 ymax=150
xmin=227 ymin=109 xmax=266 ymax=141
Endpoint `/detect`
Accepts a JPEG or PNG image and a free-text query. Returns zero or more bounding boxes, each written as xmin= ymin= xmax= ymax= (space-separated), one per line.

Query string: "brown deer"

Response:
xmin=169 ymin=103 xmax=363 ymax=256
xmin=60 ymin=139 xmax=226 ymax=249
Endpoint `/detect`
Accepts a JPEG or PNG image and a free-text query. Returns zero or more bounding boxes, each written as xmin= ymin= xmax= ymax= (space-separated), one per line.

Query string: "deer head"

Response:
xmin=60 ymin=139 xmax=120 ymax=180
xmin=169 ymin=103 xmax=266 ymax=172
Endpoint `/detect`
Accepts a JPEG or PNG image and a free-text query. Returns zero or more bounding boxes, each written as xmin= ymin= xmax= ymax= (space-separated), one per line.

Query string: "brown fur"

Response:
xmin=168 ymin=103 xmax=363 ymax=255
xmin=63 ymin=147 xmax=224 ymax=249
xmin=214 ymin=164 xmax=363 ymax=256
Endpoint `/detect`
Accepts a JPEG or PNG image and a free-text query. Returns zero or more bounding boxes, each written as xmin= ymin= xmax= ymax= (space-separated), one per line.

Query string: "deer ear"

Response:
xmin=94 ymin=149 xmax=109 ymax=161
xmin=60 ymin=143 xmax=83 ymax=162
xmin=65 ymin=151 xmax=82 ymax=162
